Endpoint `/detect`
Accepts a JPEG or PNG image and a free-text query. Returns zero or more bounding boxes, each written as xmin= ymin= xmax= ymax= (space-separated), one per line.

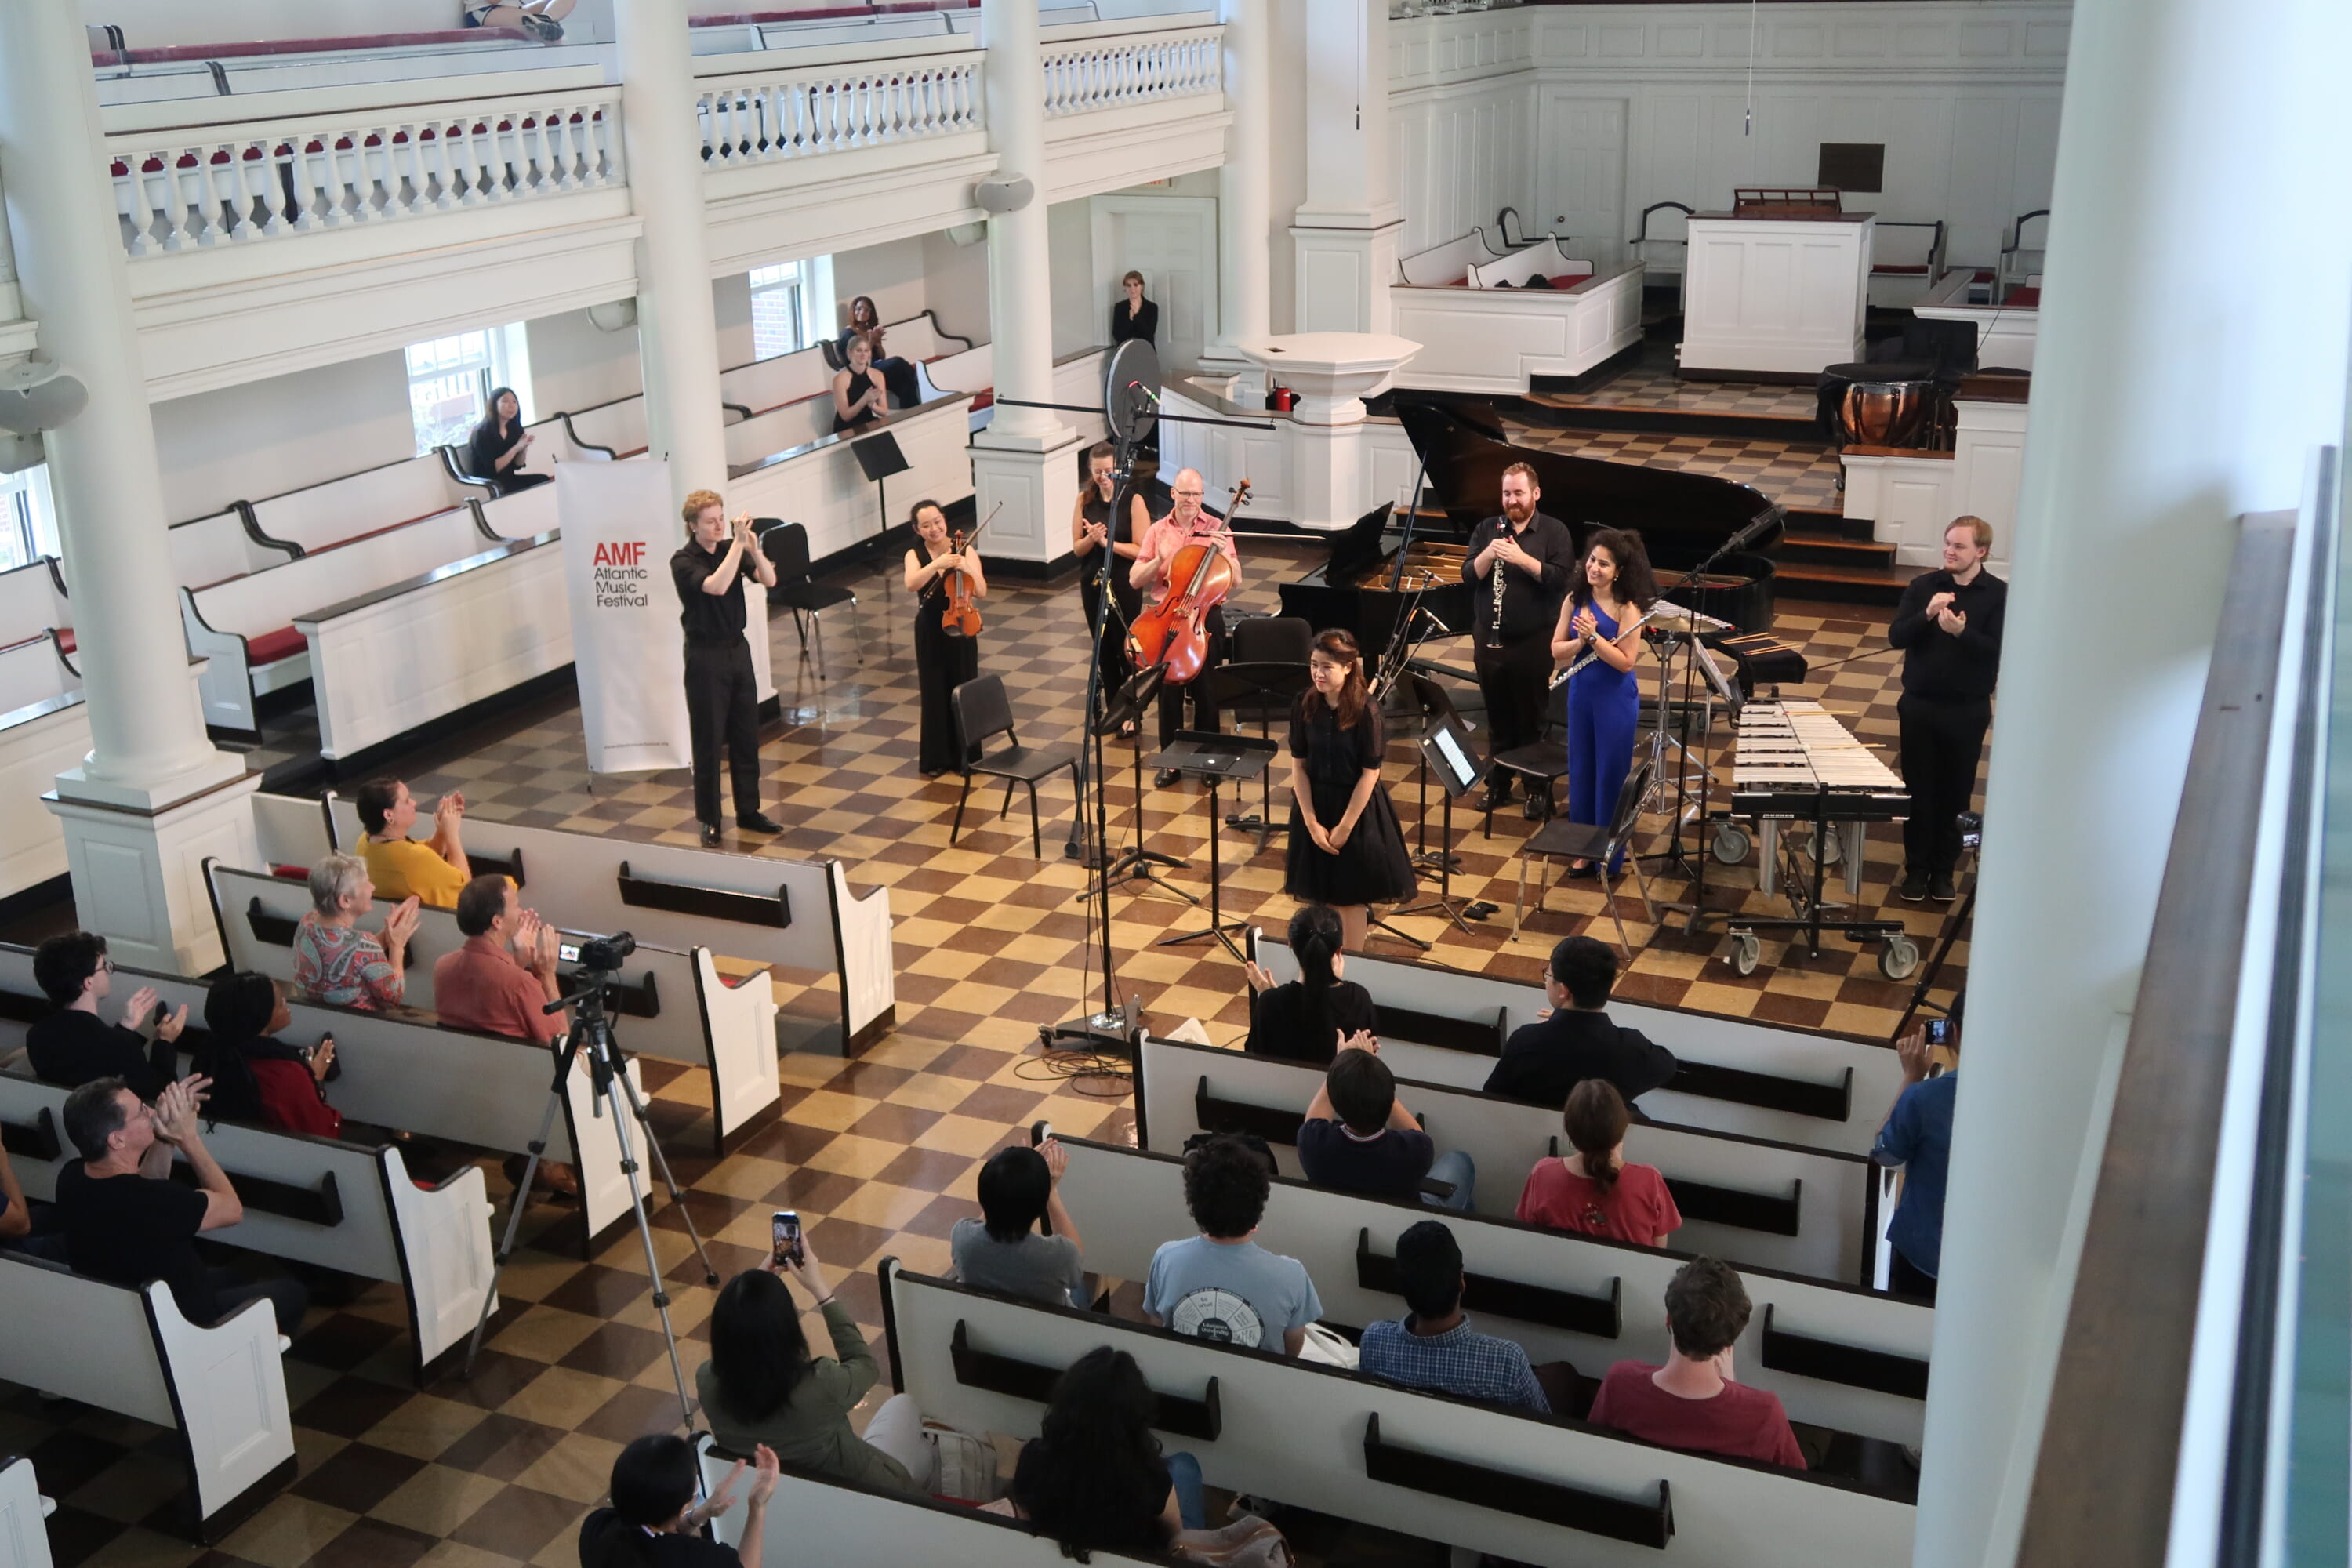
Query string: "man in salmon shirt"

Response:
xmin=1589 ymin=1258 xmax=1806 ymax=1468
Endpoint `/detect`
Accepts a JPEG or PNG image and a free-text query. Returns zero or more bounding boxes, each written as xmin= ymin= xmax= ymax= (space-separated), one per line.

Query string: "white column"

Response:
xmin=1200 ymin=0 xmax=1271 ymax=393
xmin=1 ymin=6 xmax=256 ymax=974
xmin=1915 ymin=0 xmax=2352 ymax=1563
xmin=1287 ymin=0 xmax=1401 ymax=335
xmin=615 ymin=0 xmax=729 ymax=510
xmin=971 ymin=0 xmax=1078 ymax=568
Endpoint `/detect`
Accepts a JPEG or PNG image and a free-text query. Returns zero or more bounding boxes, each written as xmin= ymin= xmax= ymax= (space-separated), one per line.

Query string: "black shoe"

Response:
xmin=1483 ymin=781 xmax=1515 ymax=812
xmin=1928 ymin=872 xmax=1957 ymax=902
xmin=737 ymin=811 xmax=782 ymax=834
xmin=1155 ymin=768 xmax=1183 ymax=789
xmin=1897 ymin=869 xmax=1928 ymax=902
xmin=699 ymin=821 xmax=722 ymax=848
xmin=1523 ymin=792 xmax=1550 ymax=820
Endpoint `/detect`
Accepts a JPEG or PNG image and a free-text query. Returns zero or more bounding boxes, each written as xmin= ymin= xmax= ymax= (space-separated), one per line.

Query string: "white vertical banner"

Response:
xmin=558 ymin=461 xmax=692 ymax=774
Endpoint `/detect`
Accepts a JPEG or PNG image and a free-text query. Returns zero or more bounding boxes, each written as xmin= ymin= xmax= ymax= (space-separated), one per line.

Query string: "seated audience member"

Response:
xmin=434 ymin=876 xmax=562 ymax=1044
xmin=464 ymin=0 xmax=572 ymax=43
xmin=1483 ymin=935 xmax=1677 ymax=1109
xmin=56 ymin=1076 xmax=309 ymax=1335
xmin=467 ymin=387 xmax=547 ymax=495
xmin=1589 ymin=1257 xmax=1804 ymax=1469
xmin=1144 ymin=1134 xmax=1323 ymax=1356
xmin=1359 ymin=1220 xmax=1550 ymax=1413
xmin=1241 ymin=902 xmax=1374 ymax=1065
xmin=1515 ymin=1079 xmax=1681 ymax=1247
xmin=0 ymin=1136 xmax=28 ymax=1243
xmin=830 ymin=332 xmax=890 ymax=434
xmin=1871 ymin=993 xmax=1962 ymax=1302
xmin=950 ymin=1139 xmax=1087 ymax=1308
xmin=190 ymin=971 xmax=343 ymax=1139
xmin=579 ymin=1434 xmax=779 ymax=1568
xmin=25 ymin=931 xmax=186 ymax=1098
xmin=1000 ymin=1346 xmax=1207 ymax=1551
xmin=293 ymin=854 xmax=421 ymax=1011
xmin=355 ymin=778 xmax=472 ymax=909
xmin=1298 ymin=1041 xmax=1475 ymax=1211
xmin=837 ymin=294 xmax=924 ymax=409
xmin=697 ymin=1241 xmax=934 ymax=1495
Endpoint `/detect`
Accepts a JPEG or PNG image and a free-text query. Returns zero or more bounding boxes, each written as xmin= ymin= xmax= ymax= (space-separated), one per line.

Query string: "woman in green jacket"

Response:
xmin=696 ymin=1243 xmax=935 ymax=1494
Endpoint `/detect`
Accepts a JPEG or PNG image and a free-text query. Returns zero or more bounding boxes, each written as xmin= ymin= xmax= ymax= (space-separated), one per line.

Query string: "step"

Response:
xmin=1773 ymin=561 xmax=1914 ymax=608
xmin=1775 ymin=532 xmax=1897 ymax=569
xmin=1514 ymin=396 xmax=1820 ymax=445
xmin=1783 ymin=506 xmax=1873 ymax=542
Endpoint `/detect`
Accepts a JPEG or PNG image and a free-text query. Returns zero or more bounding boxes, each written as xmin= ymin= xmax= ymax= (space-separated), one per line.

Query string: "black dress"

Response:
xmin=913 ymin=539 xmax=982 ymax=776
xmin=1284 ymin=699 xmax=1417 ymax=906
xmin=1111 ymin=298 xmax=1160 ymax=347
xmin=1076 ymin=492 xmax=1138 ymax=702
xmin=467 ymin=420 xmax=548 ymax=493
xmin=833 ymin=368 xmax=889 ymax=434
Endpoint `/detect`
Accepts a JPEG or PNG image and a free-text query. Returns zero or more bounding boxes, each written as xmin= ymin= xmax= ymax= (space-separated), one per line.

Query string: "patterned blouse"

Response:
xmin=292 ymin=910 xmax=402 ymax=1011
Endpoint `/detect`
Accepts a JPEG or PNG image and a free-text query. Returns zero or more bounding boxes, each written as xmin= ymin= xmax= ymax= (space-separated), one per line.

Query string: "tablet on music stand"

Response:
xmin=1421 ymin=713 xmax=1483 ymax=800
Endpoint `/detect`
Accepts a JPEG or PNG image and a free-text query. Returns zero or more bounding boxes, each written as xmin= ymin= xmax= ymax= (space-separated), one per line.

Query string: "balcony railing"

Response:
xmin=104 ymin=93 xmax=622 ymax=257
xmin=1040 ymin=26 xmax=1221 ymax=118
xmin=696 ymin=56 xmax=984 ymax=169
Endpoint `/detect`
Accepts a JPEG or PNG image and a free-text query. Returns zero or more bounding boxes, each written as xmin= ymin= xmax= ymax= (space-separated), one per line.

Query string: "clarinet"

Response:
xmin=1484 ymin=524 xmax=1509 ymax=649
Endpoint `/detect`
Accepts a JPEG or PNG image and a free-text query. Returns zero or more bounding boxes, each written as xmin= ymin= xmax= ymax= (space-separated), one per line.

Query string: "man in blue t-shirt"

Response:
xmin=1298 ymin=1044 xmax=1475 ymax=1211
xmin=1871 ymin=996 xmax=1962 ymax=1302
xmin=1145 ymin=1136 xmax=1322 ymax=1356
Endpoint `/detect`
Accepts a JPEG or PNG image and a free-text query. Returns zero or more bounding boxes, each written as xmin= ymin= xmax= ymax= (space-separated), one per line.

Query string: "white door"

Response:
xmin=1088 ymin=194 xmax=1218 ymax=373
xmin=1537 ymin=95 xmax=1628 ymax=268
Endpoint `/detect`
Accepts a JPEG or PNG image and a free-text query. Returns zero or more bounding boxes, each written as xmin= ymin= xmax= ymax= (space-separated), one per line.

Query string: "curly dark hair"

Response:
xmin=1569 ymin=527 xmax=1660 ymax=613
xmin=1182 ymin=1134 xmax=1272 ymax=1240
xmin=1007 ymin=1347 xmax=1173 ymax=1561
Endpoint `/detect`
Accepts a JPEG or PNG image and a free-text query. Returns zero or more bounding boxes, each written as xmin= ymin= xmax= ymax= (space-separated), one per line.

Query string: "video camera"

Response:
xmin=1957 ymin=811 xmax=1983 ymax=853
xmin=572 ymin=931 xmax=637 ymax=972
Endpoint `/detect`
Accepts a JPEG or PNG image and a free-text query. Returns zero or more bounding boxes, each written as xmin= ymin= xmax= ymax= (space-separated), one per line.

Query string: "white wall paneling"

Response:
xmin=1159 ymin=380 xmax=1421 ymax=528
xmin=1088 ymin=194 xmax=1219 ymax=372
xmin=1680 ymin=214 xmax=1871 ymax=376
xmin=1840 ymin=397 xmax=2024 ymax=571
xmin=728 ymin=396 xmax=974 ymax=565
xmin=1390 ymin=263 xmax=1644 ymax=394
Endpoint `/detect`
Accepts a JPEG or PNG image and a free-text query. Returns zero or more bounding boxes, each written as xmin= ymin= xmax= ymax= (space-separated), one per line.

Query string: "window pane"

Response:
xmin=406 ymin=324 xmax=528 ymax=456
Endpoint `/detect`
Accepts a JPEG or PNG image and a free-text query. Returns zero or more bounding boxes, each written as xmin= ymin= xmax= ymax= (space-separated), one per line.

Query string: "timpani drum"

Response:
xmin=1836 ymin=378 xmax=1937 ymax=448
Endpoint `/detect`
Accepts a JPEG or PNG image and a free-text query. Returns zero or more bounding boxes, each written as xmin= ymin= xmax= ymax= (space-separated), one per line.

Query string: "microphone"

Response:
xmin=1125 ymin=380 xmax=1162 ymax=405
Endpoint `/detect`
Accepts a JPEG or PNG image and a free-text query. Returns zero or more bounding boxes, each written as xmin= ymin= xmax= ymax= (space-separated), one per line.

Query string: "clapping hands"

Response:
xmin=383 ymin=895 xmax=423 ymax=949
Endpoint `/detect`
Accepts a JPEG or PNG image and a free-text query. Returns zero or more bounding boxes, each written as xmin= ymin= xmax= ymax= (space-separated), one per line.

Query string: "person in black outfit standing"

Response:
xmin=1111 ymin=270 xmax=1159 ymax=347
xmin=466 ymin=387 xmax=547 ymax=494
xmin=1461 ymin=461 xmax=1577 ymax=815
xmin=672 ymin=489 xmax=782 ymax=848
xmin=1888 ymin=515 xmax=2006 ymax=902
xmin=904 ymin=498 xmax=985 ymax=778
xmin=1285 ymin=629 xmax=1417 ymax=953
xmin=1484 ymin=935 xmax=1677 ymax=1109
xmin=1071 ymin=441 xmax=1147 ymax=724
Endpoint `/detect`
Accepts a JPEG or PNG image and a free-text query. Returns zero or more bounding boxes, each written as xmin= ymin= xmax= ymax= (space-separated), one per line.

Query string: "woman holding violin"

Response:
xmin=1128 ymin=468 xmax=1243 ymax=785
xmin=904 ymin=499 xmax=986 ymax=778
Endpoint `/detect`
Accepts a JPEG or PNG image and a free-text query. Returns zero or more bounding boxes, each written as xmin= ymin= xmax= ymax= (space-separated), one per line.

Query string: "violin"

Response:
xmin=938 ymin=502 xmax=1001 ymax=639
xmin=1127 ymin=480 xmax=1250 ymax=686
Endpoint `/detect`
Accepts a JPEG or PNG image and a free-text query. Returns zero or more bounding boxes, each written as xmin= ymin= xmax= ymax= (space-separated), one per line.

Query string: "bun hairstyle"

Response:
xmin=1298 ymin=626 xmax=1372 ymax=731
xmin=1571 ymin=527 xmax=1661 ymax=613
xmin=1288 ymin=903 xmax=1345 ymax=1059
xmin=1563 ymin=1077 xmax=1631 ymax=1193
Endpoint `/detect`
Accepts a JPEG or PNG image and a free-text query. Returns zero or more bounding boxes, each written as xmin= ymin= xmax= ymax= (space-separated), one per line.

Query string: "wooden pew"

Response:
xmin=1134 ymin=1035 xmax=1883 ymax=1287
xmin=1396 ymin=226 xmax=1512 ymax=286
xmin=166 ymin=508 xmax=297 ymax=595
xmin=0 ymin=946 xmax=645 ymax=1259
xmin=0 ymin=634 xmax=87 ymax=904
xmin=884 ymin=1261 xmax=1915 ymax=1568
xmin=0 ymin=559 xmax=69 ymax=655
xmin=250 ymin=794 xmax=334 ymax=873
xmin=0 ymin=1071 xmax=495 ymax=1387
xmin=315 ymin=795 xmax=896 ymax=1053
xmin=697 ymin=1446 xmax=1164 ymax=1567
xmin=1252 ymin=938 xmax=1903 ymax=1157
xmin=1391 ymin=256 xmax=1646 ymax=395
xmin=1052 ymin=1137 xmax=1930 ymax=1446
xmin=0 ymin=1255 xmax=294 ymax=1543
xmin=0 ymin=1455 xmax=51 ymax=1568
xmin=240 ymin=449 xmax=486 ymax=558
xmin=205 ymin=861 xmax=782 ymax=1156
xmin=725 ymin=393 xmax=975 ymax=565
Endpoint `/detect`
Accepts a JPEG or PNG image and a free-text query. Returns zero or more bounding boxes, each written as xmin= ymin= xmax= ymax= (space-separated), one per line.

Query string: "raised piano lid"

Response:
xmin=1393 ymin=397 xmax=1785 ymax=572
xmin=1324 ymin=502 xmax=1398 ymax=585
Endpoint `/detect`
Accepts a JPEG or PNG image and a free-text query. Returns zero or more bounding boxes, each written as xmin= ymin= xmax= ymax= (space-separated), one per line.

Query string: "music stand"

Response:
xmin=1385 ymin=669 xmax=1467 ymax=877
xmin=1393 ymin=710 xmax=1487 ymax=938
xmin=1207 ymin=661 xmax=1312 ymax=853
xmin=1152 ymin=729 xmax=1279 ymax=963
xmin=848 ymin=429 xmax=910 ymax=560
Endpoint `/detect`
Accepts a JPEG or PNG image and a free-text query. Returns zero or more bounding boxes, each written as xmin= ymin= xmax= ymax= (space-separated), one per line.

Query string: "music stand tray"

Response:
xmin=1149 ymin=730 xmax=1278 ymax=962
xmin=1204 ymin=661 xmax=1312 ymax=853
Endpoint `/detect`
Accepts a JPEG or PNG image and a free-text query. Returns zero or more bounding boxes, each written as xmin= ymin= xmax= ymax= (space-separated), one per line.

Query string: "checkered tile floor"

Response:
xmin=1503 ymin=422 xmax=1846 ymax=514
xmin=1526 ymin=363 xmax=1822 ymax=421
xmin=3 ymin=543 xmax=1975 ymax=1568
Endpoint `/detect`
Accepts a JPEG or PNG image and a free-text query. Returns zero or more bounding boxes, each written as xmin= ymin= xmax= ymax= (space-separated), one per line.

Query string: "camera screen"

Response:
xmin=558 ymin=942 xmax=581 ymax=964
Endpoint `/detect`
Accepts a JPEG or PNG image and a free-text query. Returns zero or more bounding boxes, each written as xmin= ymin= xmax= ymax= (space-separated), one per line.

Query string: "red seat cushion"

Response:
xmin=271 ymin=864 xmax=310 ymax=882
xmin=968 ymin=390 xmax=995 ymax=412
xmin=53 ymin=628 xmax=74 ymax=655
xmin=246 ymin=626 xmax=307 ymax=664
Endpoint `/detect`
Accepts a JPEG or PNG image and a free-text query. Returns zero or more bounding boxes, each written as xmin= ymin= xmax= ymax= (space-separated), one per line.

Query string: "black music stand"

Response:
xmin=849 ymin=430 xmax=910 ymax=561
xmin=1207 ymin=661 xmax=1311 ymax=853
xmin=1392 ymin=710 xmax=1489 ymax=937
xmin=1385 ymin=670 xmax=1467 ymax=877
xmin=1152 ymin=730 xmax=1279 ymax=963
xmin=1086 ymin=663 xmax=1197 ymax=906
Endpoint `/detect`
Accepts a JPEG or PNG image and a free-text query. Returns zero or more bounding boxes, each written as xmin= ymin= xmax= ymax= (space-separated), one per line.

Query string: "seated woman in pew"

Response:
xmin=698 ymin=1242 xmax=935 ymax=1497
xmin=466 ymin=388 xmax=548 ymax=495
xmin=579 ymin=1434 xmax=779 ymax=1568
xmin=837 ymin=294 xmax=924 ymax=410
xmin=831 ymin=332 xmax=891 ymax=434
xmin=190 ymin=972 xmax=343 ymax=1141
xmin=1515 ymin=1079 xmax=1681 ymax=1247
xmin=293 ymin=854 xmax=422 ymax=1013
xmin=993 ymin=1346 xmax=1210 ymax=1552
xmin=1240 ymin=903 xmax=1374 ymax=1065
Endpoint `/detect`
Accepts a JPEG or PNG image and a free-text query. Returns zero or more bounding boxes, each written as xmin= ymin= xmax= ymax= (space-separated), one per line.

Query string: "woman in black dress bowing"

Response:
xmin=1285 ymin=628 xmax=1416 ymax=951
xmin=903 ymin=499 xmax=985 ymax=777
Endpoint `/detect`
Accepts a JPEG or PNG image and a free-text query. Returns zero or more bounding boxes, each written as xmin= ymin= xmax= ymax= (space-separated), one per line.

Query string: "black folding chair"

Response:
xmin=1516 ymin=754 xmax=1657 ymax=956
xmin=950 ymin=675 xmax=1081 ymax=857
xmin=1483 ymin=677 xmax=1570 ymax=835
xmin=757 ymin=519 xmax=858 ymax=662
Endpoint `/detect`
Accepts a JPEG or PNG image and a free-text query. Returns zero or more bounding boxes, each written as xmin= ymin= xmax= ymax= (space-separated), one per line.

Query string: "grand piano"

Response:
xmin=1279 ymin=398 xmax=1788 ymax=659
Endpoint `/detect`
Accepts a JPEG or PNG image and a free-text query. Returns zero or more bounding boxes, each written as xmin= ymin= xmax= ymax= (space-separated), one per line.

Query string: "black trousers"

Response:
xmin=1474 ymin=632 xmax=1553 ymax=784
xmin=1156 ymin=606 xmax=1228 ymax=747
xmin=873 ymin=355 xmax=924 ymax=410
xmin=684 ymin=637 xmax=762 ymax=826
xmin=1887 ymin=1248 xmax=1940 ymax=1304
xmin=1897 ymin=692 xmax=1990 ymax=874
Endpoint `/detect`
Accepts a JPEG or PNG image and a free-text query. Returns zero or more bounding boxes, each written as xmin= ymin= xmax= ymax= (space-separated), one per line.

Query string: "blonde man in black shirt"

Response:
xmin=1888 ymin=515 xmax=2008 ymax=902
xmin=671 ymin=489 xmax=781 ymax=847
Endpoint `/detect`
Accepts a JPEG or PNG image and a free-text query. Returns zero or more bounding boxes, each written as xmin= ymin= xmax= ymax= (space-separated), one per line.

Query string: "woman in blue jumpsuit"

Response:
xmin=1552 ymin=528 xmax=1657 ymax=874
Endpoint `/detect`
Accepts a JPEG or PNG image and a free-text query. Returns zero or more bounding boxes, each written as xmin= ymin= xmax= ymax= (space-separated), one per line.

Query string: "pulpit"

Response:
xmin=1679 ymin=190 xmax=1875 ymax=379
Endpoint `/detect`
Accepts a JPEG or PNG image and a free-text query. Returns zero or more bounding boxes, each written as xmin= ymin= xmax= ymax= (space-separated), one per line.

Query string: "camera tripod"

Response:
xmin=461 ymin=958 xmax=718 ymax=1432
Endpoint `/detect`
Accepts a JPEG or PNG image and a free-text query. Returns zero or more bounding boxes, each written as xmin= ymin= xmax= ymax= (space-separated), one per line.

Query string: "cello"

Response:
xmin=1127 ymin=480 xmax=1250 ymax=685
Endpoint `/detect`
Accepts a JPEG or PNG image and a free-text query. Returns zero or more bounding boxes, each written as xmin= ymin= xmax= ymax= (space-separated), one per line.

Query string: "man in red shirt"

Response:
xmin=434 ymin=876 xmax=563 ymax=1044
xmin=1128 ymin=467 xmax=1245 ymax=782
xmin=1588 ymin=1257 xmax=1806 ymax=1468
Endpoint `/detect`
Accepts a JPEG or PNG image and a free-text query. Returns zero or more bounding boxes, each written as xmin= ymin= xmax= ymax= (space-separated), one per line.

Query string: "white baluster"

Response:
xmin=287 ymin=134 xmax=326 ymax=229
xmin=423 ymin=121 xmax=457 ymax=209
xmin=323 ymin=131 xmax=362 ymax=223
xmin=248 ymin=142 xmax=289 ymax=237
xmin=118 ymin=151 xmax=158 ymax=256
xmin=207 ymin=146 xmax=250 ymax=241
